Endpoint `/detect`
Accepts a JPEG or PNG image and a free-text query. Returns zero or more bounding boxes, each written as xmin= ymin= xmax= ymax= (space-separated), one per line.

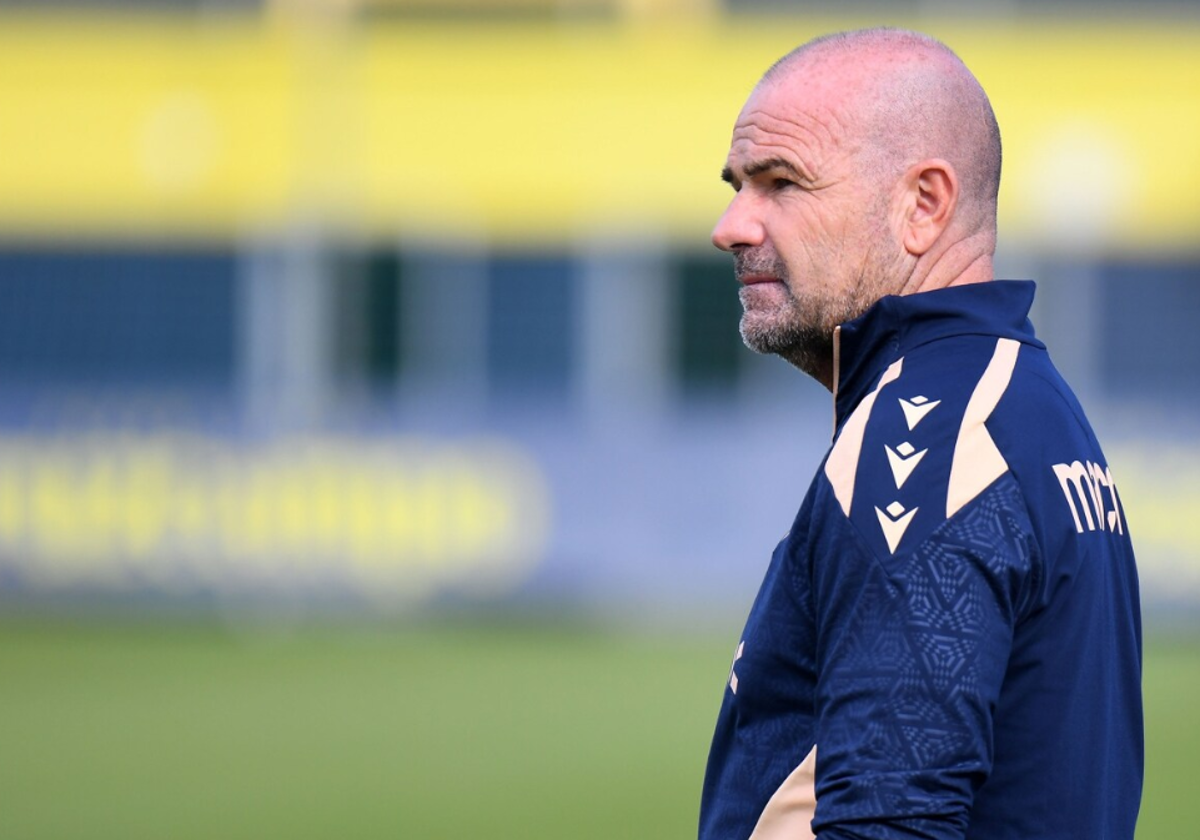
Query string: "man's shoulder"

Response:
xmin=823 ymin=334 xmax=1052 ymax=559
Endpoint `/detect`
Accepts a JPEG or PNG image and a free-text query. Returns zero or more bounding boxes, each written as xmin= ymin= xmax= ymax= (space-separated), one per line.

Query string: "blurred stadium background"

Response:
xmin=0 ymin=0 xmax=1198 ymax=837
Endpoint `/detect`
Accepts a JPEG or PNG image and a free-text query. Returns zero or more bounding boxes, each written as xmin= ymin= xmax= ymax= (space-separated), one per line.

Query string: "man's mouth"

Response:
xmin=738 ymin=274 xmax=783 ymax=286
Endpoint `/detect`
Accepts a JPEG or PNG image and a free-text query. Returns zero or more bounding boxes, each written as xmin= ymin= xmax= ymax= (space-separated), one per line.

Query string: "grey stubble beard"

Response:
xmin=739 ymin=285 xmax=831 ymax=381
xmin=735 ymin=250 xmax=849 ymax=384
xmin=734 ymin=240 xmax=899 ymax=386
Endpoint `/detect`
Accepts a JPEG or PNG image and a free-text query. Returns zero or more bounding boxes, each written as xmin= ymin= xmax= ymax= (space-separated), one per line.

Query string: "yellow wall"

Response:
xmin=1 ymin=12 xmax=1198 ymax=252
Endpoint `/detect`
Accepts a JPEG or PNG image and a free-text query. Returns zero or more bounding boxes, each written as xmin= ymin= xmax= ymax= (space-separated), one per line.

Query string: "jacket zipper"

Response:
xmin=831 ymin=325 xmax=842 ymax=440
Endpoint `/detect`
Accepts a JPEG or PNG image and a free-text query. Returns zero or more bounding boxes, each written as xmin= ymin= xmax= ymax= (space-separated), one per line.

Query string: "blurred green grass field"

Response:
xmin=0 ymin=616 xmax=1194 ymax=839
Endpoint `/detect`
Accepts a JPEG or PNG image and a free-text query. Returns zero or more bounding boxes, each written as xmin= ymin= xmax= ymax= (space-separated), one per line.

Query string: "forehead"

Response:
xmin=727 ymin=71 xmax=857 ymax=171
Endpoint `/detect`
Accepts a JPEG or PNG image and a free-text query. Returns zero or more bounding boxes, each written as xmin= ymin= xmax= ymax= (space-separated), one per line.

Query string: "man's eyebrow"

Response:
xmin=721 ymin=157 xmax=806 ymax=185
xmin=743 ymin=157 xmax=804 ymax=179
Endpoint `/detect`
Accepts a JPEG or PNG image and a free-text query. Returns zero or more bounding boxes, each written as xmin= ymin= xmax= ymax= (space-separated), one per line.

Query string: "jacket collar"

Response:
xmin=832 ymin=280 xmax=1044 ymax=432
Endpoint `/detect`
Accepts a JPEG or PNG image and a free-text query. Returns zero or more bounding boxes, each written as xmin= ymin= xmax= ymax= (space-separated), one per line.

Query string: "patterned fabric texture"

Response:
xmin=699 ymin=282 xmax=1142 ymax=840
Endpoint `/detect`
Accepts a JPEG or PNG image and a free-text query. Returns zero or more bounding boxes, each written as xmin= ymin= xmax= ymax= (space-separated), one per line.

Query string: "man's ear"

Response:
xmin=901 ymin=159 xmax=958 ymax=256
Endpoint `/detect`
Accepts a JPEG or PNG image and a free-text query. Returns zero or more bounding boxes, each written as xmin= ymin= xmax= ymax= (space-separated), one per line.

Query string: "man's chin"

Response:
xmin=739 ymin=314 xmax=794 ymax=356
xmin=740 ymin=315 xmax=832 ymax=376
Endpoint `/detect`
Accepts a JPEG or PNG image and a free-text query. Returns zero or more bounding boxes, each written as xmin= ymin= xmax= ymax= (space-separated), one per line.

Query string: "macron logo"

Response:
xmin=885 ymin=441 xmax=928 ymax=489
xmin=875 ymin=501 xmax=919 ymax=553
xmin=1052 ymin=460 xmax=1125 ymax=535
xmin=899 ymin=395 xmax=941 ymax=430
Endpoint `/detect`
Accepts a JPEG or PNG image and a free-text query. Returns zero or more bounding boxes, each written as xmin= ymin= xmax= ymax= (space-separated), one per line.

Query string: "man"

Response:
xmin=699 ymin=28 xmax=1142 ymax=839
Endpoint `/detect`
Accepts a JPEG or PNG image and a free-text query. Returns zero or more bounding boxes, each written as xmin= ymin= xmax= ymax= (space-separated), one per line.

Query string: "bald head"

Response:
xmin=764 ymin=28 xmax=1002 ymax=237
xmin=713 ymin=28 xmax=1003 ymax=383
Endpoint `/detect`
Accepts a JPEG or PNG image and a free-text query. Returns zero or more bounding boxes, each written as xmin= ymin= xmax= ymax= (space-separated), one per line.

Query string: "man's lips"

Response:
xmin=738 ymin=274 xmax=783 ymax=286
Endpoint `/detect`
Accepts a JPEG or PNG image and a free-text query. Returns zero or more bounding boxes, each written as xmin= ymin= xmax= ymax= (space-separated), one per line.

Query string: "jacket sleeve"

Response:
xmin=809 ymin=476 xmax=1037 ymax=839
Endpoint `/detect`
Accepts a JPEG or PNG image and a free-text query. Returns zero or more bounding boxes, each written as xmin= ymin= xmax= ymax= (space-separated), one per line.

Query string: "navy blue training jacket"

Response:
xmin=699 ymin=280 xmax=1143 ymax=839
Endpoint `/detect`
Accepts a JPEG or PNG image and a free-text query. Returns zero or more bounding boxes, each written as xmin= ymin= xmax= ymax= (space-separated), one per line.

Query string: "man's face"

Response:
xmin=713 ymin=68 xmax=906 ymax=384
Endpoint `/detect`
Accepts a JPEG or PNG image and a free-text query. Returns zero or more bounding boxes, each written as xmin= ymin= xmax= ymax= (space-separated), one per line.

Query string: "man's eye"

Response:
xmin=772 ymin=178 xmax=796 ymax=191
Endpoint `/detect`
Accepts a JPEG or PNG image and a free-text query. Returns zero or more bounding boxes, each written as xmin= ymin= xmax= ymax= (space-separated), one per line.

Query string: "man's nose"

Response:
xmin=711 ymin=194 xmax=765 ymax=252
